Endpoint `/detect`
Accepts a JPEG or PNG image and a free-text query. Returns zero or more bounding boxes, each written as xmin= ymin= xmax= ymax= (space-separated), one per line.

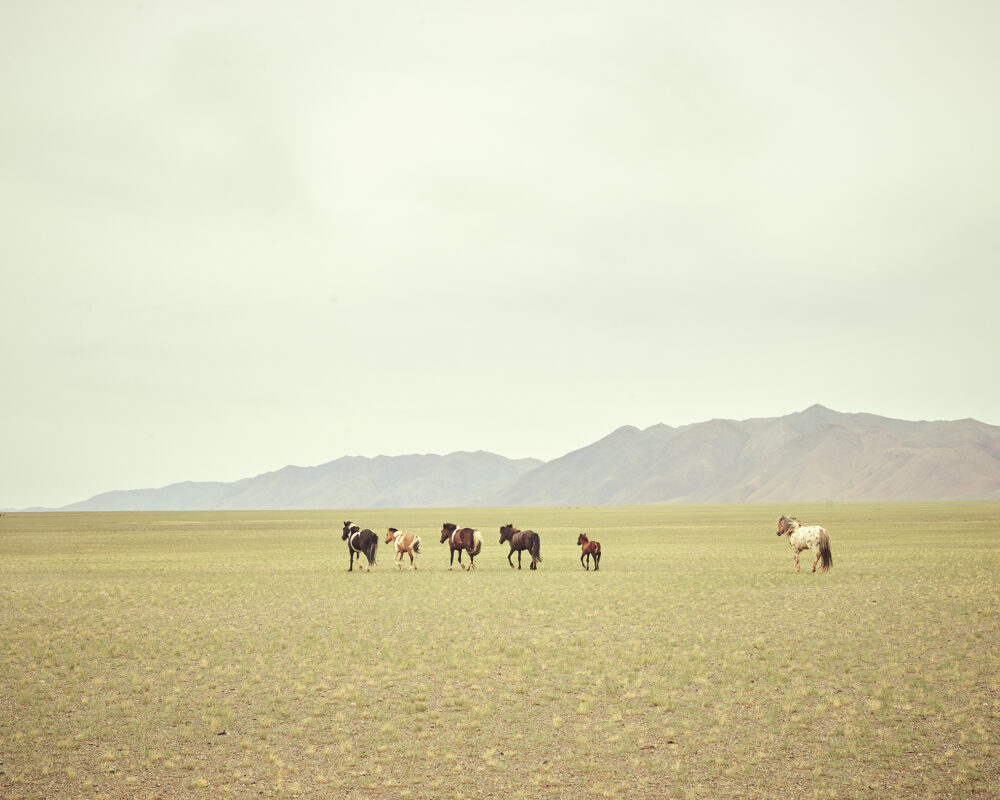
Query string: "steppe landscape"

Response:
xmin=2 ymin=503 xmax=997 ymax=799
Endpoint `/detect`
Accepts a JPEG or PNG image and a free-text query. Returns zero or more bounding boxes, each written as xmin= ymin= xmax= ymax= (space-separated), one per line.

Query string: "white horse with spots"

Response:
xmin=776 ymin=515 xmax=833 ymax=573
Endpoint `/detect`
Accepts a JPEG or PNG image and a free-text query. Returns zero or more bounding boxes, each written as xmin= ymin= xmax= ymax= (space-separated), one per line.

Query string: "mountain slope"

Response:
xmin=57 ymin=406 xmax=1000 ymax=510
xmin=489 ymin=405 xmax=1000 ymax=505
xmin=62 ymin=452 xmax=543 ymax=511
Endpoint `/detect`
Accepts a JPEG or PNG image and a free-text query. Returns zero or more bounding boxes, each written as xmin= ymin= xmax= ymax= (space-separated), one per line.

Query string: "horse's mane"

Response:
xmin=777 ymin=515 xmax=801 ymax=535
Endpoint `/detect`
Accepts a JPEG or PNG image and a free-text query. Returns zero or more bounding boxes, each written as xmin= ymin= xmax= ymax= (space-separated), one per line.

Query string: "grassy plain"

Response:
xmin=1 ymin=503 xmax=998 ymax=799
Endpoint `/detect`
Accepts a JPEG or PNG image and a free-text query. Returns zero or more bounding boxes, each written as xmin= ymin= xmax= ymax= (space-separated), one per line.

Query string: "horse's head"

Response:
xmin=385 ymin=528 xmax=398 ymax=544
xmin=499 ymin=524 xmax=515 ymax=544
xmin=577 ymin=533 xmax=589 ymax=546
xmin=776 ymin=516 xmax=798 ymax=536
xmin=342 ymin=521 xmax=352 ymax=540
xmin=441 ymin=523 xmax=456 ymax=544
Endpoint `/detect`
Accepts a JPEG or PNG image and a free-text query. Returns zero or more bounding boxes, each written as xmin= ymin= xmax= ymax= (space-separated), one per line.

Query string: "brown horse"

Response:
xmin=440 ymin=523 xmax=483 ymax=570
xmin=385 ymin=527 xmax=421 ymax=570
xmin=499 ymin=524 xmax=542 ymax=570
xmin=577 ymin=533 xmax=601 ymax=570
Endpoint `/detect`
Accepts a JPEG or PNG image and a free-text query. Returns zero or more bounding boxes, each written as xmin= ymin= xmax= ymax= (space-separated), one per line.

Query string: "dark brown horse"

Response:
xmin=342 ymin=521 xmax=378 ymax=572
xmin=577 ymin=533 xmax=601 ymax=570
xmin=440 ymin=523 xmax=483 ymax=571
xmin=499 ymin=524 xmax=542 ymax=570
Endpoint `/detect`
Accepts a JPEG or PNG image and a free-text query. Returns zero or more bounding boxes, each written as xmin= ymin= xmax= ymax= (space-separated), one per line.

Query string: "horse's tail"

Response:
xmin=533 ymin=535 xmax=542 ymax=563
xmin=818 ymin=531 xmax=832 ymax=572
xmin=367 ymin=535 xmax=378 ymax=567
xmin=471 ymin=530 xmax=482 ymax=557
xmin=412 ymin=536 xmax=421 ymax=554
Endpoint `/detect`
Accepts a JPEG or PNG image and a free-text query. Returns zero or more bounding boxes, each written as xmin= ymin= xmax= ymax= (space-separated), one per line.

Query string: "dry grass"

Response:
xmin=1 ymin=503 xmax=998 ymax=799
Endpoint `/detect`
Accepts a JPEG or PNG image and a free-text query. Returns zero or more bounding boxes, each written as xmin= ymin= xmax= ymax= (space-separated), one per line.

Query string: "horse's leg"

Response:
xmin=348 ymin=549 xmax=354 ymax=572
xmin=449 ymin=547 xmax=455 ymax=571
xmin=581 ymin=551 xmax=587 ymax=570
xmin=594 ymin=551 xmax=600 ymax=570
xmin=507 ymin=549 xmax=515 ymax=569
xmin=467 ymin=550 xmax=475 ymax=570
xmin=517 ymin=550 xmax=523 ymax=569
xmin=811 ymin=547 xmax=820 ymax=573
xmin=793 ymin=548 xmax=801 ymax=573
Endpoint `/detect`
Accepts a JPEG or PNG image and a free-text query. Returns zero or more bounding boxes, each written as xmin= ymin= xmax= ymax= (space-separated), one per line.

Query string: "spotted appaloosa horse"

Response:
xmin=577 ymin=533 xmax=601 ymax=571
xmin=776 ymin=515 xmax=833 ymax=573
xmin=440 ymin=523 xmax=483 ymax=570
xmin=499 ymin=524 xmax=542 ymax=570
xmin=342 ymin=521 xmax=379 ymax=572
xmin=385 ymin=527 xmax=421 ymax=570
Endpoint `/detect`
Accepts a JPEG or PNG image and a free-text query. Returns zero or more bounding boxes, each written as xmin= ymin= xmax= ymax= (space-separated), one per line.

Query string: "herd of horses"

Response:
xmin=341 ymin=520 xmax=599 ymax=573
xmin=342 ymin=515 xmax=833 ymax=574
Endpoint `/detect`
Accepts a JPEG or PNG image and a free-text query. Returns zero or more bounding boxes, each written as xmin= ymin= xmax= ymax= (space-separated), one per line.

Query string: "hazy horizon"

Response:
xmin=3 ymin=2 xmax=998 ymax=509
xmin=10 ymin=403 xmax=1000 ymax=510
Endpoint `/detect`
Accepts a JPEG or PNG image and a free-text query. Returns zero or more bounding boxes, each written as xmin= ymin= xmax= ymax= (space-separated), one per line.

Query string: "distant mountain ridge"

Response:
xmin=57 ymin=406 xmax=1000 ymax=510
xmin=62 ymin=452 xmax=543 ymax=511
xmin=489 ymin=405 xmax=1000 ymax=505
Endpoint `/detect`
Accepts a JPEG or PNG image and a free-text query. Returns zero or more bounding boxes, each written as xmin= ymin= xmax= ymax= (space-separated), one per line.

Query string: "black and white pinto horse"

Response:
xmin=342 ymin=520 xmax=378 ymax=572
xmin=776 ymin=515 xmax=833 ymax=573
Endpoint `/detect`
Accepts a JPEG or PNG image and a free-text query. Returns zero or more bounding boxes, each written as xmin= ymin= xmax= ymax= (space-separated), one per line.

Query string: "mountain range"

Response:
xmin=58 ymin=405 xmax=1000 ymax=511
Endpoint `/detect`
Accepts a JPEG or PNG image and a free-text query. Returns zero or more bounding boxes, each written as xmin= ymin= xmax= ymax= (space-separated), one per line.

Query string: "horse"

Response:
xmin=385 ymin=527 xmax=421 ymax=570
xmin=342 ymin=521 xmax=378 ymax=572
xmin=440 ymin=523 xmax=483 ymax=571
xmin=499 ymin=524 xmax=542 ymax=570
xmin=576 ymin=533 xmax=601 ymax=571
xmin=776 ymin=515 xmax=833 ymax=573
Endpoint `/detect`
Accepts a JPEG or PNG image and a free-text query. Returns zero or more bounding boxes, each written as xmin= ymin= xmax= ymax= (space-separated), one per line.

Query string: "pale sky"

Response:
xmin=3 ymin=1 xmax=998 ymax=509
